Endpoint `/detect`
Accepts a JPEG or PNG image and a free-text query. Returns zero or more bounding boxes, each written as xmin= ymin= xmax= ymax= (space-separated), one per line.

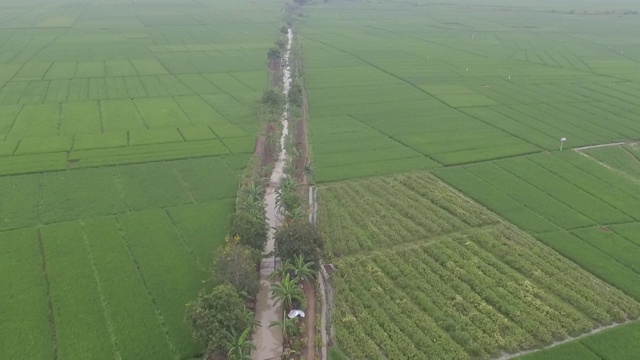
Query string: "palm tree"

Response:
xmin=287 ymin=254 xmax=316 ymax=283
xmin=269 ymin=315 xmax=298 ymax=342
xmin=225 ymin=327 xmax=255 ymax=360
xmin=270 ymin=274 xmax=304 ymax=312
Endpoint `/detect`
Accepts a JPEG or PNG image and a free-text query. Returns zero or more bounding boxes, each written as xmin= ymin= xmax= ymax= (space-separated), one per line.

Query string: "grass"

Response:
xmin=317 ymin=173 xmax=640 ymax=360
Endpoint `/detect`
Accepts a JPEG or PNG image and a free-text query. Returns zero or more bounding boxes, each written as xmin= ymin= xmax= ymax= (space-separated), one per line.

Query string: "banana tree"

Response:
xmin=270 ymin=274 xmax=304 ymax=312
xmin=225 ymin=327 xmax=255 ymax=360
xmin=269 ymin=315 xmax=298 ymax=343
xmin=287 ymin=254 xmax=315 ymax=283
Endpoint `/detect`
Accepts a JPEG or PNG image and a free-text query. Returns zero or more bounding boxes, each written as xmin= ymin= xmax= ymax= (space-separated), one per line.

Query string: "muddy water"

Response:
xmin=251 ymin=28 xmax=293 ymax=360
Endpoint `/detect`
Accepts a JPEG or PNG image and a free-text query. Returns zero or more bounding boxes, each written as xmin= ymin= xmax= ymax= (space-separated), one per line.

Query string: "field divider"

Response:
xmin=37 ymin=229 xmax=59 ymax=360
xmin=346 ymin=113 xmax=438 ymax=163
xmin=162 ymin=209 xmax=205 ymax=271
xmin=493 ymin=162 xmax=608 ymax=227
xmin=574 ymin=149 xmax=640 ymax=186
xmin=79 ymin=221 xmax=122 ymax=360
xmin=113 ymin=216 xmax=179 ymax=358
xmin=3 ymin=104 xmax=24 ymax=142
xmin=497 ymin=318 xmax=640 ymax=360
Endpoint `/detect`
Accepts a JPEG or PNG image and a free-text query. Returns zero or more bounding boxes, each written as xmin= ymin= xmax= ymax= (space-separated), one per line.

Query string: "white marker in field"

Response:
xmin=560 ymin=137 xmax=567 ymax=151
xmin=508 ymin=75 xmax=511 ymax=80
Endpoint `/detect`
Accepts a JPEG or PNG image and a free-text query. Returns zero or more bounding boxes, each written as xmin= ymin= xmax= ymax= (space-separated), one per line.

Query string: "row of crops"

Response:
xmin=0 ymin=157 xmax=240 ymax=232
xmin=0 ymin=73 xmax=264 ymax=106
xmin=316 ymin=173 xmax=499 ymax=256
xmin=316 ymin=173 xmax=640 ymax=359
xmin=0 ymin=202 xmax=232 ymax=359
xmin=2 ymin=95 xmax=251 ymax=136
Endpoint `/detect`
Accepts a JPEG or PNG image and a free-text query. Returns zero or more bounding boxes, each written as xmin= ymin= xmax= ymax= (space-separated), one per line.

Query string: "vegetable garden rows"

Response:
xmin=317 ymin=173 xmax=640 ymax=360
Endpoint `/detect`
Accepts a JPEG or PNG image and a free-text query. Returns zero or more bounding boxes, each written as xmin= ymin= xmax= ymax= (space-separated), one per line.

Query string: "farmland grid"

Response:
xmin=303 ymin=1 xmax=640 ymax=359
xmin=3 ymin=0 xmax=640 ymax=359
xmin=0 ymin=0 xmax=286 ymax=358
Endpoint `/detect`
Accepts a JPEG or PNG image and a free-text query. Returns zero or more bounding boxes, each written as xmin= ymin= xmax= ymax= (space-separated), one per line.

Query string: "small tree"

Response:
xmin=267 ymin=47 xmax=282 ymax=61
xmin=212 ymin=236 xmax=261 ymax=300
xmin=185 ymin=285 xmax=250 ymax=358
xmin=269 ymin=315 xmax=299 ymax=342
xmin=271 ymin=274 xmax=304 ymax=312
xmin=287 ymin=254 xmax=316 ymax=283
xmin=276 ymin=176 xmax=301 ymax=214
xmin=289 ymin=83 xmax=303 ymax=108
xmin=275 ymin=219 xmax=323 ymax=264
xmin=225 ymin=327 xmax=256 ymax=360
xmin=242 ymin=181 xmax=265 ymax=204
xmin=261 ymin=89 xmax=284 ymax=109
xmin=229 ymin=210 xmax=268 ymax=251
xmin=268 ymin=258 xmax=292 ymax=281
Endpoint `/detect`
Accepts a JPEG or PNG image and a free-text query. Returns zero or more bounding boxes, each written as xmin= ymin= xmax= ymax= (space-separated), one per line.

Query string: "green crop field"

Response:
xmin=519 ymin=321 xmax=640 ymax=360
xmin=582 ymin=143 xmax=640 ymax=181
xmin=434 ymin=152 xmax=640 ymax=301
xmin=0 ymin=0 xmax=284 ymax=358
xmin=303 ymin=0 xmax=640 ymax=359
xmin=302 ymin=0 xmax=640 ymax=182
xmin=316 ymin=173 xmax=640 ymax=360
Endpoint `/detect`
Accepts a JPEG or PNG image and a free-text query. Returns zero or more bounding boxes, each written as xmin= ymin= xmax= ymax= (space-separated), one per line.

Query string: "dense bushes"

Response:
xmin=275 ymin=219 xmax=323 ymax=264
xmin=184 ymin=285 xmax=251 ymax=358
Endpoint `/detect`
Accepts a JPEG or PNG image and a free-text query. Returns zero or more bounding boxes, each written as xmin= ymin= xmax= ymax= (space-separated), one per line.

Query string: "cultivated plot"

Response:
xmin=316 ymin=173 xmax=640 ymax=360
xmin=0 ymin=0 xmax=284 ymax=358
xmin=434 ymin=151 xmax=640 ymax=301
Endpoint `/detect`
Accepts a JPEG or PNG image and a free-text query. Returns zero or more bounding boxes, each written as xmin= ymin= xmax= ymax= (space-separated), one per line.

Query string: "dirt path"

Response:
xmin=318 ymin=269 xmax=328 ymax=360
xmin=303 ymin=279 xmax=316 ymax=360
xmin=251 ymin=27 xmax=294 ymax=360
xmin=573 ymin=141 xmax=627 ymax=151
xmin=497 ymin=318 xmax=639 ymax=360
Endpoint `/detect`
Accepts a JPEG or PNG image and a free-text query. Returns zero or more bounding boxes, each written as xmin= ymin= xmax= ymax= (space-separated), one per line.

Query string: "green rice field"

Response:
xmin=0 ymin=0 xmax=284 ymax=358
xmin=302 ymin=0 xmax=640 ymax=182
